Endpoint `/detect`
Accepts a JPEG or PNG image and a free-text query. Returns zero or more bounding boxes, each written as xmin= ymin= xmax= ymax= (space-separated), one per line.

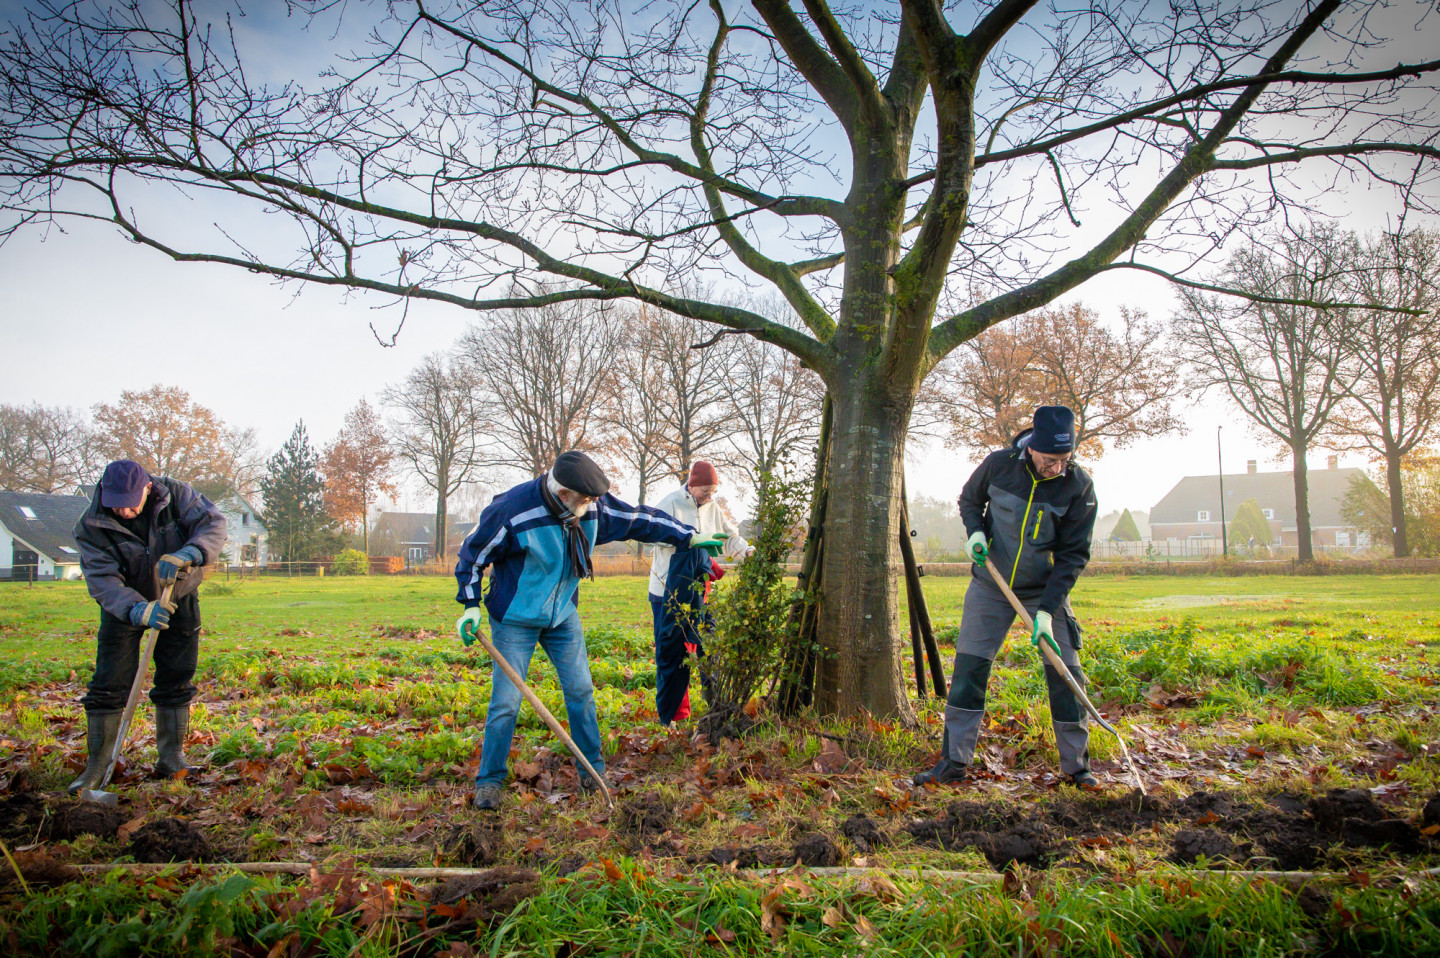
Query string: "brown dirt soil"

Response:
xmin=0 ymin=792 xmax=51 ymax=843
xmin=127 ymin=818 xmax=211 ymax=863
xmin=618 ymin=795 xmax=672 ymax=838
xmin=438 ymin=821 xmax=501 ymax=867
xmin=429 ymin=866 xmax=540 ymax=925
xmin=52 ymin=802 xmax=123 ymax=840
xmin=840 ymin=813 xmax=886 ymax=852
xmin=1424 ymin=793 xmax=1440 ymax=829
xmin=695 ymin=706 xmax=757 ymax=745
xmin=1170 ymin=829 xmax=1248 ymax=865
xmin=793 ymin=832 xmax=840 ymax=866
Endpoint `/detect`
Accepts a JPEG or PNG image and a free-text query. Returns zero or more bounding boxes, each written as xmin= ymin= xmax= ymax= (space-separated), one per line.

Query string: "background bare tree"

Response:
xmin=0 ymin=403 xmax=101 ymax=494
xmin=1174 ymin=226 xmax=1360 ymax=562
xmin=383 ymin=354 xmax=484 ymax=559
xmin=459 ymin=301 xmax=619 ymax=479
xmin=717 ymin=335 xmax=825 ymax=495
xmin=599 ymin=306 xmax=677 ymax=506
xmin=1331 ymin=228 xmax=1440 ymax=558
xmin=921 ymin=303 xmax=1182 ymax=459
xmin=648 ymin=310 xmax=740 ymax=481
xmin=3 ymin=0 xmax=1436 ymax=716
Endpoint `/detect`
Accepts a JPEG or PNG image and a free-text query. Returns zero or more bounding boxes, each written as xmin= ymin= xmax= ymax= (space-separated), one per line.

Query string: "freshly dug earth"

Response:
xmin=0 ymin=792 xmax=51 ymax=843
xmin=127 ymin=818 xmax=210 ymax=863
xmin=439 ymin=821 xmax=501 ymax=867
xmin=908 ymin=788 xmax=1435 ymax=872
xmin=840 ymin=814 xmax=886 ymax=852
xmin=618 ymin=795 xmax=672 ymax=838
xmin=51 ymin=802 xmax=123 ymax=841
xmin=3 ymin=850 xmax=80 ymax=887
xmin=793 ymin=832 xmax=840 ymax=867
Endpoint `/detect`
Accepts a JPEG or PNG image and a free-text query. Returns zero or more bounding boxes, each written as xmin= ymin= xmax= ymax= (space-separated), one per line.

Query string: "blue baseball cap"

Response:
xmin=1029 ymin=406 xmax=1076 ymax=454
xmin=99 ymin=460 xmax=151 ymax=508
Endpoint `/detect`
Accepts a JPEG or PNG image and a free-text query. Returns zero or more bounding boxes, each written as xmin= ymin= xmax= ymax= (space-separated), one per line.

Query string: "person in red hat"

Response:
xmin=68 ymin=460 xmax=227 ymax=794
xmin=648 ymin=461 xmax=753 ymax=723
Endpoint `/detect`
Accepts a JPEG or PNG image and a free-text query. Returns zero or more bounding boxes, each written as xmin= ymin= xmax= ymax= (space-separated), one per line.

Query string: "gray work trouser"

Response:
xmin=942 ymin=576 xmax=1091 ymax=776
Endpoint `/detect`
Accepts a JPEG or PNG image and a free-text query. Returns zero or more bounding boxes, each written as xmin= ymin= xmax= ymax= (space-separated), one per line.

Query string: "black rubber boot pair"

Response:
xmin=66 ymin=710 xmax=122 ymax=795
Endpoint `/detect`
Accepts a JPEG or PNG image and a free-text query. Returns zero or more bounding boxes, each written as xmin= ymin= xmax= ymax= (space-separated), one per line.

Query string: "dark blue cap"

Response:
xmin=1029 ymin=406 xmax=1076 ymax=454
xmin=99 ymin=460 xmax=150 ymax=508
xmin=551 ymin=450 xmax=610 ymax=497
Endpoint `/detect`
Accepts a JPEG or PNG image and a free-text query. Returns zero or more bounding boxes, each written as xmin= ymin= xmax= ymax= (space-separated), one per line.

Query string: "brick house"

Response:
xmin=1149 ymin=457 xmax=1374 ymax=549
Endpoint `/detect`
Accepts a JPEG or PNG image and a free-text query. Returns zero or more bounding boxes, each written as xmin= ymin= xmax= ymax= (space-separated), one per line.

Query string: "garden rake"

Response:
xmin=81 ymin=582 xmax=177 ymax=807
xmin=983 ymin=559 xmax=1144 ymax=795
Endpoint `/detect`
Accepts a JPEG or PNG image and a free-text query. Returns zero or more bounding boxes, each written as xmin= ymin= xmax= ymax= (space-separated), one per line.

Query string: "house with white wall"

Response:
xmin=0 ymin=491 xmax=91 ymax=580
xmin=213 ymin=493 xmax=269 ymax=569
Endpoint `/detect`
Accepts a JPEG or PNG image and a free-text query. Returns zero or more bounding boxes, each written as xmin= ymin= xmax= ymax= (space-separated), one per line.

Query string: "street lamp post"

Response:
xmin=1217 ymin=426 xmax=1228 ymax=558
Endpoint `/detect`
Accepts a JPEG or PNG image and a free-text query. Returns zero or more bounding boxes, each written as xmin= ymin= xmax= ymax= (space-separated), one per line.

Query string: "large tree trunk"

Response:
xmin=1292 ymin=445 xmax=1314 ymax=563
xmin=812 ymin=364 xmax=915 ymax=721
xmin=1384 ymin=447 xmax=1410 ymax=558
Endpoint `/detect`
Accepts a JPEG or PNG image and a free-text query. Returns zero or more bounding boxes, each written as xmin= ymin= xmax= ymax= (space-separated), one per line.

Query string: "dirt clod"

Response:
xmin=429 ymin=866 xmax=540 ymax=925
xmin=439 ymin=822 xmax=501 ymax=866
xmin=2 ymin=850 xmax=80 ymax=887
xmin=618 ymin=795 xmax=672 ymax=837
xmin=0 ymin=792 xmax=50 ymax=843
xmin=53 ymin=802 xmax=123 ymax=840
xmin=553 ymin=853 xmax=586 ymax=877
xmin=1170 ymin=829 xmax=1243 ymax=865
xmin=840 ymin=814 xmax=885 ymax=852
xmin=793 ymin=832 xmax=839 ymax=867
xmin=127 ymin=817 xmax=210 ymax=863
xmin=1424 ymin=793 xmax=1440 ymax=829
xmin=1309 ymin=789 xmax=1383 ymax=830
xmin=978 ymin=826 xmax=1049 ymax=870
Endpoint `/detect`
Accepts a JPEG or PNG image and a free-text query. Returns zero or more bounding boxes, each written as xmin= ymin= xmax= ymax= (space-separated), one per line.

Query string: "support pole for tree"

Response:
xmin=898 ymin=484 xmax=946 ymax=698
xmin=776 ymin=397 xmax=831 ymax=715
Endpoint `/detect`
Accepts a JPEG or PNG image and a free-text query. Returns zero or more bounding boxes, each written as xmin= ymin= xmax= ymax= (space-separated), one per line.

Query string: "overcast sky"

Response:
xmin=2 ymin=0 xmax=1432 ymax=525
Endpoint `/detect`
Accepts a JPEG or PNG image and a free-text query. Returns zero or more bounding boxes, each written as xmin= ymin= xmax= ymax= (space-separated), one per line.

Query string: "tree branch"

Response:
xmin=1097 ymin=261 xmax=1426 ymax=315
xmin=751 ymin=0 xmax=858 ymax=137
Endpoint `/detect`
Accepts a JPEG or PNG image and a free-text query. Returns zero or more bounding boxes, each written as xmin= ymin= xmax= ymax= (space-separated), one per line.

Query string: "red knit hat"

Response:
xmin=688 ymin=461 xmax=718 ymax=486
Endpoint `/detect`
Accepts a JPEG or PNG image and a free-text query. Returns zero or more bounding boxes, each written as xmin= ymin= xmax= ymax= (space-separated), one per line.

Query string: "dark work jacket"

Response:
xmin=74 ymin=475 xmax=228 ymax=620
xmin=654 ymin=545 xmax=712 ymax=724
xmin=958 ymin=429 xmax=1097 ymax=615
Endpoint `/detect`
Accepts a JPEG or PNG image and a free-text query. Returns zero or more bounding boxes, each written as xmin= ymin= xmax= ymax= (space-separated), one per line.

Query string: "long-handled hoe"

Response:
xmin=466 ymin=630 xmax=615 ymax=809
xmin=80 ymin=582 xmax=177 ymax=807
xmin=983 ymin=559 xmax=1145 ymax=796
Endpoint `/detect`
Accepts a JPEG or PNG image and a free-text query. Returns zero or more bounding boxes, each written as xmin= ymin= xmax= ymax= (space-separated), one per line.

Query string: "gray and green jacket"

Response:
xmin=958 ymin=429 xmax=1097 ymax=615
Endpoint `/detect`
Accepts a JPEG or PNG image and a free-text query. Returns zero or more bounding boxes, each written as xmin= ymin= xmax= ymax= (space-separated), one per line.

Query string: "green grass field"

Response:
xmin=1 ymin=572 xmax=1438 ymax=955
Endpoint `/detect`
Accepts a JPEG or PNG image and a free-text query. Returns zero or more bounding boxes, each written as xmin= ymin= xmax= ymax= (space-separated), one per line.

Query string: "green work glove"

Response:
xmin=457 ymin=607 xmax=483 ymax=647
xmin=966 ymin=531 xmax=989 ymax=565
xmin=689 ymin=532 xmax=729 ymax=557
xmin=1031 ymin=610 xmax=1061 ymax=659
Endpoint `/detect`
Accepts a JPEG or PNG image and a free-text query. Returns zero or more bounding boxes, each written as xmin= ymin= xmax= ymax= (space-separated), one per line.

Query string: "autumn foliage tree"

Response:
xmin=922 ymin=303 xmax=1182 ymax=459
xmin=4 ymin=0 xmax=1437 ymax=717
xmin=321 ymin=400 xmax=397 ymax=554
xmin=91 ymin=385 xmax=251 ymax=498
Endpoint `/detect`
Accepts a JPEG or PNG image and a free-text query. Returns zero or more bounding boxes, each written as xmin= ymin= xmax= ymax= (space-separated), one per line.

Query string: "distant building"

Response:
xmin=213 ymin=493 xmax=269 ymax=569
xmin=1149 ymin=457 xmax=1372 ymax=549
xmin=370 ymin=511 xmax=473 ymax=564
xmin=0 ymin=490 xmax=91 ymax=580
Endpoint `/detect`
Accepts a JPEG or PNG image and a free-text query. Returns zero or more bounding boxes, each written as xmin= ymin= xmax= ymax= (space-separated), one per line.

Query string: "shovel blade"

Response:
xmin=79 ymin=789 xmax=118 ymax=807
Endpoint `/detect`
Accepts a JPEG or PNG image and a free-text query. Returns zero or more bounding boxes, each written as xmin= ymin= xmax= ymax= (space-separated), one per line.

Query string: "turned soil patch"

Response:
xmin=429 ymin=866 xmax=541 ymax=925
xmin=618 ymin=795 xmax=672 ymax=838
xmin=51 ymin=801 xmax=123 ymax=840
xmin=0 ymin=792 xmax=51 ymax=843
xmin=127 ymin=818 xmax=210 ymax=863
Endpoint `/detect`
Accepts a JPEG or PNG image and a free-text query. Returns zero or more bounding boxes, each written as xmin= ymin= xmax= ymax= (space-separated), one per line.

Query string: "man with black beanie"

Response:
xmin=69 ymin=460 xmax=227 ymax=793
xmin=914 ymin=406 xmax=1100 ymax=788
xmin=453 ymin=451 xmax=719 ymax=810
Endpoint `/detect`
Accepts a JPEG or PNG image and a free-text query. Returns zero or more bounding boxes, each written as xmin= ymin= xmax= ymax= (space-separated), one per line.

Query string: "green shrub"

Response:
xmin=331 ymin=548 xmax=369 ymax=575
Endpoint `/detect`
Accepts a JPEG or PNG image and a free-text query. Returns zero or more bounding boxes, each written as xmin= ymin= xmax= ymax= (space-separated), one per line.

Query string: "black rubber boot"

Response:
xmin=1069 ymin=769 xmax=1100 ymax=788
xmin=913 ymin=757 xmax=970 ymax=787
xmin=67 ymin=711 xmax=123 ymax=795
xmin=154 ymin=705 xmax=192 ymax=778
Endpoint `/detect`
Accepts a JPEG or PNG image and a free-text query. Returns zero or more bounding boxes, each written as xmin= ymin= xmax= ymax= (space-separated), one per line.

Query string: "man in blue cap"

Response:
xmin=914 ymin=405 xmax=1100 ymax=788
xmin=69 ymin=459 xmax=227 ymax=793
xmin=453 ymin=450 xmax=725 ymax=810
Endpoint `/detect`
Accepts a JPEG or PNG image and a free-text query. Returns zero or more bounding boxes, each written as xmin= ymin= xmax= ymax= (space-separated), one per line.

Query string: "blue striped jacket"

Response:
xmin=454 ymin=478 xmax=697 ymax=627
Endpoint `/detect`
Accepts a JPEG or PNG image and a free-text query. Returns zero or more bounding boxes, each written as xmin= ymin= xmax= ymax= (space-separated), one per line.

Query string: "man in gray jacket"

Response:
xmin=68 ymin=460 xmax=226 ymax=793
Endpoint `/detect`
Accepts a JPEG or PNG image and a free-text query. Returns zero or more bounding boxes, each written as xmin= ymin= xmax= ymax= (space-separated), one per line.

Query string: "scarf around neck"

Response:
xmin=540 ymin=478 xmax=594 ymax=580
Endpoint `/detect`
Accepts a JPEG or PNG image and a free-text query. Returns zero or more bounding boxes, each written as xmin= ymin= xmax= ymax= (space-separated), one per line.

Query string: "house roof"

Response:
xmin=1150 ymin=467 xmax=1370 ymax=528
xmin=372 ymin=511 xmax=474 ymax=547
xmin=214 ymin=493 xmax=268 ymax=533
xmin=0 ymin=490 xmax=91 ymax=564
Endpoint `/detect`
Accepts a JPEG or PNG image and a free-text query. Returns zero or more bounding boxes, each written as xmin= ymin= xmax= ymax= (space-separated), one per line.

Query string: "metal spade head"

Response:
xmin=79 ymin=789 xmax=118 ymax=807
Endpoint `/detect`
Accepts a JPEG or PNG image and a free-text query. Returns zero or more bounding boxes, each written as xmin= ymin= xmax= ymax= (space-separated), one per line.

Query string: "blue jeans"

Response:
xmin=475 ymin=610 xmax=605 ymax=788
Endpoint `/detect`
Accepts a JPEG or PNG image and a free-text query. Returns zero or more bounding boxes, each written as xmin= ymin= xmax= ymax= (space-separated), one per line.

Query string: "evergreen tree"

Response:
xmin=1111 ymin=509 xmax=1141 ymax=542
xmin=261 ymin=421 xmax=336 ymax=562
xmin=1229 ymin=498 xmax=1274 ymax=552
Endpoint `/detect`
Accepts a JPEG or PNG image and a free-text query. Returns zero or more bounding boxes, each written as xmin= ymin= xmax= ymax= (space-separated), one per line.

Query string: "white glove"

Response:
xmin=966 ymin=531 xmax=989 ymax=565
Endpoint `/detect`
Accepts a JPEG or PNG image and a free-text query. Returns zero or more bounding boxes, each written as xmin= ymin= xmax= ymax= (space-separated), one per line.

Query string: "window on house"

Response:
xmin=242 ymin=512 xmax=250 ymax=526
xmin=1262 ymin=508 xmax=1275 ymax=520
xmin=60 ymin=546 xmax=78 ymax=555
xmin=16 ymin=506 xmax=37 ymax=520
xmin=1335 ymin=532 xmax=1351 ymax=547
xmin=1197 ymin=510 xmax=1210 ymax=522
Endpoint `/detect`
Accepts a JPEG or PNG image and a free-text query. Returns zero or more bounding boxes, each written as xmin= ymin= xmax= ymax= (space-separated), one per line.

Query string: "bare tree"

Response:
xmin=599 ymin=306 xmax=677 ymax=506
xmin=1333 ymin=229 xmax=1440 ymax=557
xmin=1174 ymin=226 xmax=1360 ymax=562
xmin=648 ymin=310 xmax=740 ymax=481
xmin=383 ymin=353 xmax=484 ymax=559
xmin=717 ymin=335 xmax=825 ymax=495
xmin=0 ymin=403 xmax=101 ymax=493
xmin=458 ymin=301 xmax=619 ymax=478
xmin=3 ymin=0 xmax=1437 ymax=716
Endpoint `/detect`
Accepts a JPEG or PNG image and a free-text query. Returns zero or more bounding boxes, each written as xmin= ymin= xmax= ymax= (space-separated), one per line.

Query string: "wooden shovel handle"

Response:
xmin=99 ymin=581 xmax=177 ymax=791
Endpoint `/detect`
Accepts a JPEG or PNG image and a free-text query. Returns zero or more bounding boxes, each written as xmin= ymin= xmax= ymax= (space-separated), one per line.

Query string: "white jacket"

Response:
xmin=647 ymin=485 xmax=750 ymax=597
